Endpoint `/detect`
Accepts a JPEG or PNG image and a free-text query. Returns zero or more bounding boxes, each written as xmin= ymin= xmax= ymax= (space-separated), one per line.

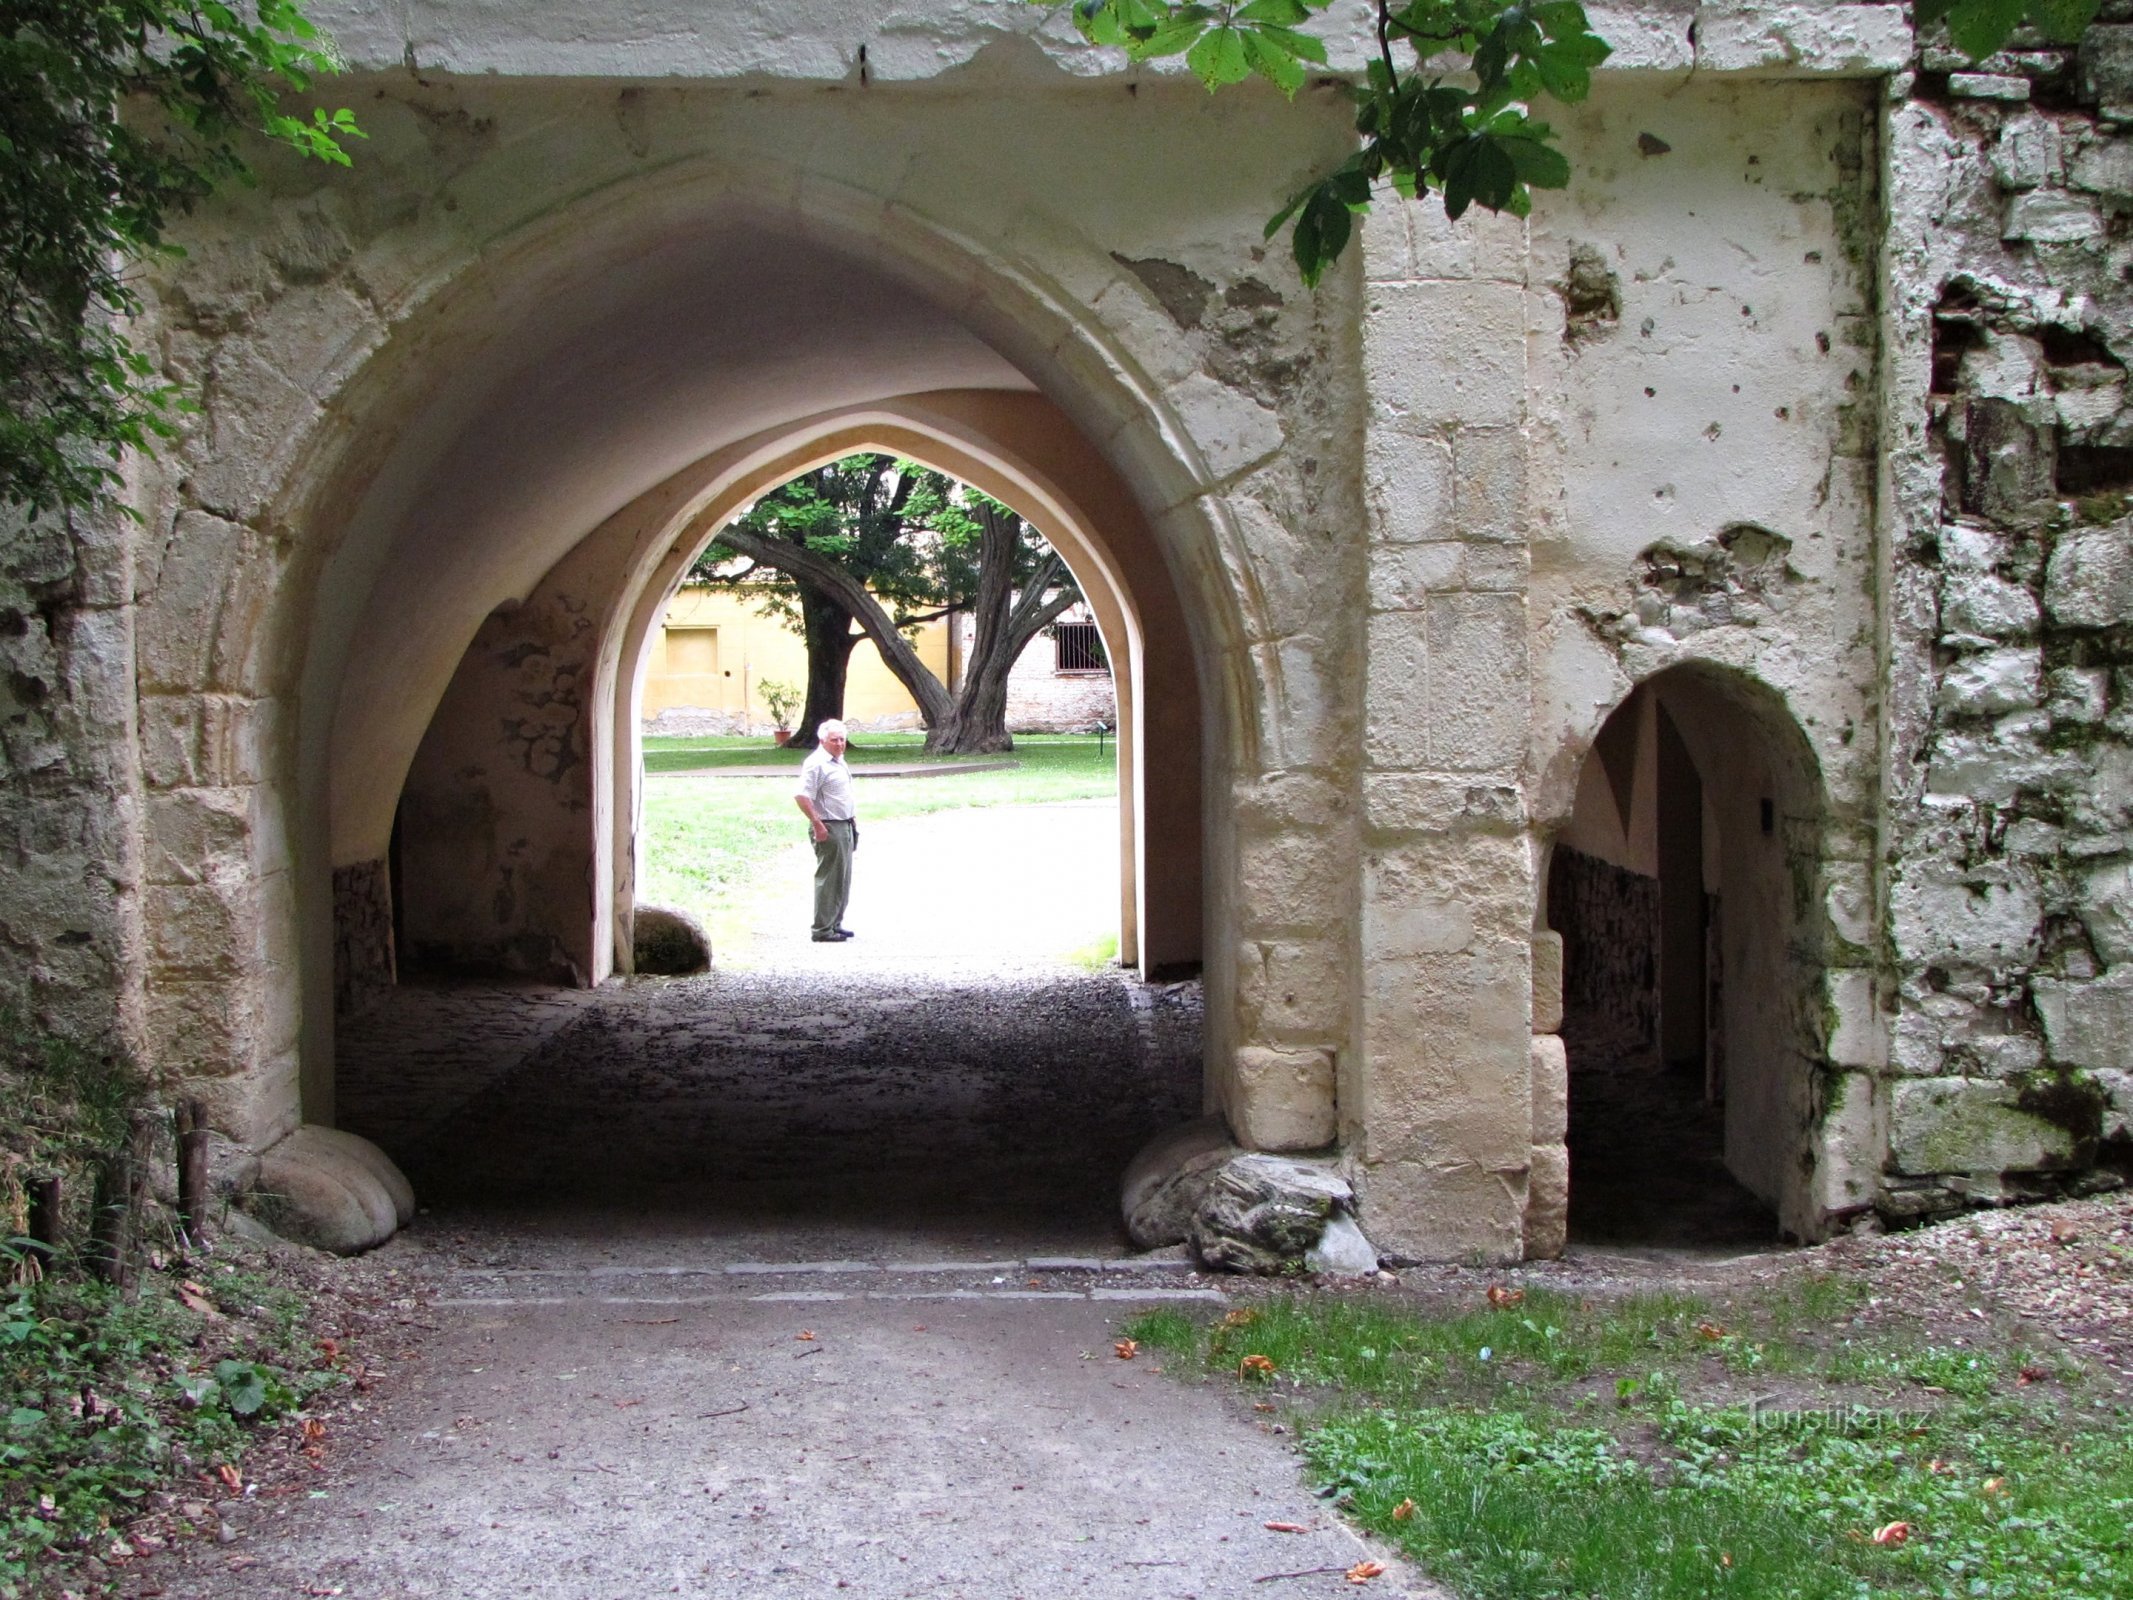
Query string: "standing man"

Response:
xmin=793 ymin=718 xmax=857 ymax=943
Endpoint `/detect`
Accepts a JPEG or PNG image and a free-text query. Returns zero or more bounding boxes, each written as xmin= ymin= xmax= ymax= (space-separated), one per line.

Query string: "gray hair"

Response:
xmin=816 ymin=718 xmax=848 ymax=740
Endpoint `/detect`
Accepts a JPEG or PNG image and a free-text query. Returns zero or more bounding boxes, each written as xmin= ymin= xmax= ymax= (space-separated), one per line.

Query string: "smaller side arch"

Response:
xmin=1539 ymin=661 xmax=1839 ymax=1241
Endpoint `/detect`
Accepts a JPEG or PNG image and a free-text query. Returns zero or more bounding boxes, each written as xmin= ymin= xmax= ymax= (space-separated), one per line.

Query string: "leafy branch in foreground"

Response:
xmin=1064 ymin=0 xmax=2105 ymax=287
xmin=0 ymin=1 xmax=360 ymax=519
xmin=1068 ymin=0 xmax=1608 ymax=285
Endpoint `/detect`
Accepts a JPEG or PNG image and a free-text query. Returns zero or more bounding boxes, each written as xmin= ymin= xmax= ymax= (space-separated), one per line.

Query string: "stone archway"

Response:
xmin=132 ymin=124 xmax=1322 ymax=1226
xmin=1542 ymin=663 xmax=1834 ymax=1243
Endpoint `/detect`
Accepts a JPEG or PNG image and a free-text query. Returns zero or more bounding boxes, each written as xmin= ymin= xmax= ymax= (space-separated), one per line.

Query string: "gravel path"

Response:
xmin=176 ymin=939 xmax=1447 ymax=1599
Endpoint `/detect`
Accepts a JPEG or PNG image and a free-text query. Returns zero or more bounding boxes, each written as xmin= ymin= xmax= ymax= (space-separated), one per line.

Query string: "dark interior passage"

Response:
xmin=1551 ymin=682 xmax=1793 ymax=1250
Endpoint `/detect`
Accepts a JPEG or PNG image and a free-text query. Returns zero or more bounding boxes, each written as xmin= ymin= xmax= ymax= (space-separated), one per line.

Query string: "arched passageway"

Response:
xmin=375 ymin=393 xmax=1202 ymax=999
xmin=1544 ymin=666 xmax=1830 ymax=1246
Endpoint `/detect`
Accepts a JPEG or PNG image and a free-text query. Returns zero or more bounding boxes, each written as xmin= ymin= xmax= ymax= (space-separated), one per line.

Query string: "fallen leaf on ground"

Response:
xmin=1390 ymin=1498 xmax=1415 ymax=1522
xmin=1485 ymin=1286 xmax=1523 ymax=1309
xmin=1252 ymin=1402 xmax=1278 ymax=1413
xmin=318 ymin=1337 xmax=340 ymax=1361
xmin=795 ymin=1331 xmax=816 ymax=1342
xmin=215 ymin=1464 xmax=242 ymax=1492
xmin=177 ymin=1281 xmax=220 ymax=1317
xmin=1346 ymin=1560 xmax=1386 ymax=1583
xmin=1696 ymin=1321 xmax=1729 ymax=1340
xmin=1222 ymin=1309 xmax=1259 ymax=1329
xmin=1981 ymin=1477 xmax=2007 ymax=1497
xmin=1238 ymin=1354 xmax=1276 ymax=1379
xmin=301 ymin=1419 xmax=326 ymax=1442
xmin=1264 ymin=1521 xmax=1310 ymax=1533
xmin=1114 ymin=1339 xmax=1139 ymax=1360
xmin=1871 ymin=1521 xmax=1912 ymax=1546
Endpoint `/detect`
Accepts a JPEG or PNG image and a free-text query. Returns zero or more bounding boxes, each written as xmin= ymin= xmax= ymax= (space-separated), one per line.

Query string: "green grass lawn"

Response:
xmin=637 ymin=733 xmax=1117 ymax=947
xmin=1125 ymin=1281 xmax=2133 ymax=1600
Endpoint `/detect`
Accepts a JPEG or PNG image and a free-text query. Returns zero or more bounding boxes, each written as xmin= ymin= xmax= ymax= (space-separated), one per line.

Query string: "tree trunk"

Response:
xmin=927 ymin=506 xmax=1081 ymax=754
xmin=717 ymin=524 xmax=955 ymax=729
xmin=789 ymin=587 xmax=862 ymax=750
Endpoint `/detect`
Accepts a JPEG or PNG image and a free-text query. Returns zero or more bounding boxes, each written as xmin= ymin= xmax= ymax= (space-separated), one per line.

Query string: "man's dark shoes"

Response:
xmin=810 ymin=930 xmax=853 ymax=942
xmin=835 ymin=927 xmax=855 ymax=938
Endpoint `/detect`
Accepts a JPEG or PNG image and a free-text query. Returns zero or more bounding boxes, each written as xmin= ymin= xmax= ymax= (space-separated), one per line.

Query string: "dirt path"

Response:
xmin=164 ymin=1256 xmax=1434 ymax=1599
xmin=159 ymin=940 xmax=1444 ymax=1598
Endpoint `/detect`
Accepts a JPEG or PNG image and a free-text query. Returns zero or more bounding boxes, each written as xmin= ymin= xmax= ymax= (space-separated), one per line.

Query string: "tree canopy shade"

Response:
xmin=0 ymin=1 xmax=357 ymax=518
xmin=1063 ymin=0 xmax=2104 ymax=285
xmin=701 ymin=456 xmax=1085 ymax=754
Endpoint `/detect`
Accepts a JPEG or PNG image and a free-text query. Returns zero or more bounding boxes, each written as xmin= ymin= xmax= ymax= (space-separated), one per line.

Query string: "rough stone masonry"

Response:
xmin=1 ymin=0 xmax=2129 ymax=1263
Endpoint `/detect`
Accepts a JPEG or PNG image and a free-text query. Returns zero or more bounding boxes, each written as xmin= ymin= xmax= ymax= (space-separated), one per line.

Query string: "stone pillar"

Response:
xmin=0 ymin=504 xmax=148 ymax=1062
xmin=1349 ymin=200 xmax=1538 ymax=1262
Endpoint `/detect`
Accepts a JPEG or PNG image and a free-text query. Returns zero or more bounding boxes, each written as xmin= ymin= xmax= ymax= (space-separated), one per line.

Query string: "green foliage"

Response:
xmin=1918 ymin=0 xmax=2100 ymax=61
xmin=756 ymin=677 xmax=803 ymax=728
xmin=1068 ymin=0 xmax=1608 ymax=283
xmin=0 ymin=1261 xmax=330 ymax=1591
xmin=0 ymin=0 xmax=359 ymax=518
xmin=1145 ymin=1281 xmax=2130 ymax=1600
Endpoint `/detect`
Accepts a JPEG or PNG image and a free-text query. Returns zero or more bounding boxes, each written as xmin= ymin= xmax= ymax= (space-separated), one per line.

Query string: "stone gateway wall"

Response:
xmin=6 ymin=2 xmax=2133 ymax=1262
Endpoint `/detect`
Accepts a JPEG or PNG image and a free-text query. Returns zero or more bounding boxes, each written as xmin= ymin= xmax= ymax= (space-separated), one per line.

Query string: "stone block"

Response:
xmin=1889 ymin=1078 xmax=2079 ymax=1175
xmin=2033 ymin=967 xmax=2133 ymax=1071
xmin=1164 ymin=371 xmax=1285 ymax=483
xmin=1425 ymin=594 xmax=1527 ymax=772
xmin=1529 ymin=1034 xmax=1567 ymax=1143
xmin=2047 ymin=665 xmax=2108 ymax=725
xmin=1232 ymin=771 xmax=1349 ymax=836
xmin=2080 ymin=25 xmax=2133 ymax=109
xmin=1811 ymin=1070 xmax=1883 ymax=1218
xmin=1937 ymin=647 xmax=2042 ymax=716
xmin=1825 ymin=969 xmax=1885 ymax=1070
xmin=1235 ymin=831 xmax=1346 ymax=934
xmin=1364 ymin=428 xmax=1453 ymax=544
xmin=1372 ymin=542 xmax=1465 ymax=607
xmin=1232 ymin=1046 xmax=1337 ymax=1152
xmin=1531 ymin=931 xmax=1563 ymax=1035
xmin=1890 ymin=877 xmax=2040 ymax=972
xmin=1952 ymin=72 xmax=2030 ymax=102
xmin=1236 ymin=938 xmax=1346 ymax=1040
xmin=2096 ymin=1068 xmax=2133 ymax=1141
xmin=1522 ymin=1140 xmax=1567 ymax=1261
xmin=1363 ymin=611 xmax=1429 ymax=769
xmin=2078 ymin=859 xmax=2133 ymax=966
xmin=1939 ymin=569 xmax=2039 ymax=639
xmin=1361 ymin=775 xmax=1525 ymax=835
xmin=1355 ymin=1157 xmax=1524 ymax=1265
xmin=1452 ymin=427 xmax=1527 ymax=544
xmin=2045 ymin=522 xmax=2133 ymax=628
xmin=146 ymin=880 xmax=253 ymax=977
xmin=1364 ymin=281 xmax=1526 ymax=432
xmin=2069 ymin=136 xmax=2133 ymax=200
xmin=1691 ymin=3 xmax=1912 ymax=75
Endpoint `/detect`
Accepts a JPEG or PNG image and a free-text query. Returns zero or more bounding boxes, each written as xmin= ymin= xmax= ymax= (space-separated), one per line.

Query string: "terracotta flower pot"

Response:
xmin=772 ymin=729 xmax=792 ymax=747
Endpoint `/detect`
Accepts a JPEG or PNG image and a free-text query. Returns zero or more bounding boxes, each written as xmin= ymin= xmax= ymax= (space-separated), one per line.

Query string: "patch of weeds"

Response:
xmin=1142 ymin=1276 xmax=2132 ymax=1600
xmin=1118 ymin=1308 xmax=1197 ymax=1356
xmin=0 ymin=1251 xmax=336 ymax=1594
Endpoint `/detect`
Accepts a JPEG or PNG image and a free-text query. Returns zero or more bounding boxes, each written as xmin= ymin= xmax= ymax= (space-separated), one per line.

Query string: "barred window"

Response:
xmin=1053 ymin=621 xmax=1108 ymax=674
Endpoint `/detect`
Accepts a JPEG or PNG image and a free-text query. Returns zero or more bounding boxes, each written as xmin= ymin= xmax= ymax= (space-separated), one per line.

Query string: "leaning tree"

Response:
xmin=706 ymin=458 xmax=1085 ymax=754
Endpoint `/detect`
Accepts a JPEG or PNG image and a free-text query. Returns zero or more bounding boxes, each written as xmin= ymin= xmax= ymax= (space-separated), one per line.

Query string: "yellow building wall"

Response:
xmin=642 ymin=585 xmax=952 ymax=732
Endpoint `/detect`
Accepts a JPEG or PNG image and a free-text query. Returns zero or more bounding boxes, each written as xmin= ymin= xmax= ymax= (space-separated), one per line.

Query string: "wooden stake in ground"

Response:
xmin=176 ymin=1098 xmax=211 ymax=1245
